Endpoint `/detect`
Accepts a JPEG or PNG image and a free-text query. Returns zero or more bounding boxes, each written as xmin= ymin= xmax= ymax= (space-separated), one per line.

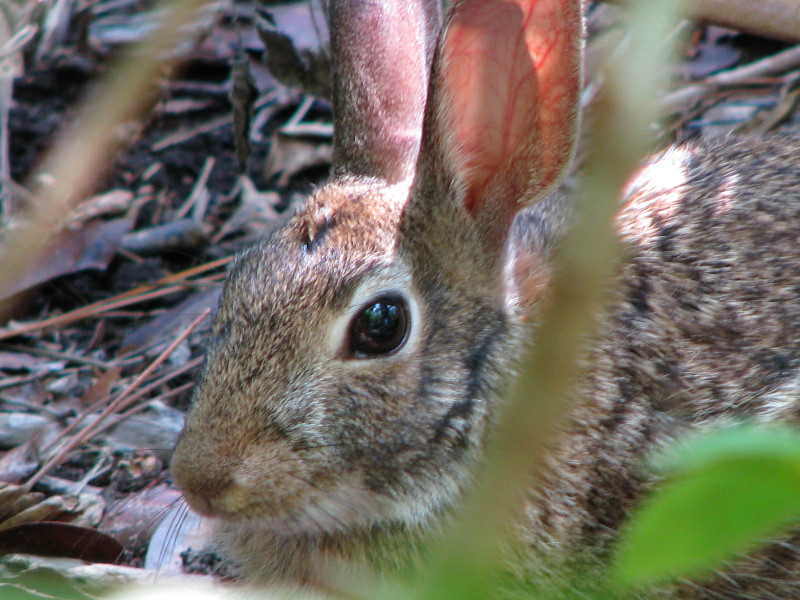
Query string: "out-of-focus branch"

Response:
xmin=663 ymin=44 xmax=800 ymax=114
xmin=606 ymin=0 xmax=800 ymax=43
xmin=408 ymin=1 xmax=688 ymax=599
xmin=0 ymin=0 xmax=212 ymax=310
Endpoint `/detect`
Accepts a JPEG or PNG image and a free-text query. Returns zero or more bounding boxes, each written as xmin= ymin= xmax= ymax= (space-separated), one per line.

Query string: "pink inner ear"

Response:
xmin=442 ymin=0 xmax=581 ymax=214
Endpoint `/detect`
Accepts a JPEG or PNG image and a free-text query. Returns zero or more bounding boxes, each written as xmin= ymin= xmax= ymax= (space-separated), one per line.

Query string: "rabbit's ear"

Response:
xmin=329 ymin=0 xmax=442 ymax=184
xmin=413 ymin=0 xmax=582 ymax=255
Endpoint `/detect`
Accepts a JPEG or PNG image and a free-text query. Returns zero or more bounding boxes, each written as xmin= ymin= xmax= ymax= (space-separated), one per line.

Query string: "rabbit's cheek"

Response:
xmin=220 ymin=447 xmax=409 ymax=534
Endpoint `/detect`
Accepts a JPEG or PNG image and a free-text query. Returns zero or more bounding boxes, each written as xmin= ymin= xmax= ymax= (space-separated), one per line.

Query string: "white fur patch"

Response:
xmin=619 ymin=146 xmax=692 ymax=242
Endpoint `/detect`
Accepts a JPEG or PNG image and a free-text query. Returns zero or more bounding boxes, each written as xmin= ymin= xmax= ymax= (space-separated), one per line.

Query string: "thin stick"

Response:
xmin=0 ymin=257 xmax=229 ymax=341
xmin=175 ymin=156 xmax=215 ymax=220
xmin=43 ymin=356 xmax=203 ymax=454
xmin=24 ymin=309 xmax=210 ymax=491
xmin=82 ymin=356 xmax=203 ymax=440
xmin=0 ymin=342 xmax=122 ymax=369
xmin=96 ymin=381 xmax=195 ymax=441
xmin=663 ymin=45 xmax=800 ymax=112
xmin=0 ymin=287 xmax=188 ymax=341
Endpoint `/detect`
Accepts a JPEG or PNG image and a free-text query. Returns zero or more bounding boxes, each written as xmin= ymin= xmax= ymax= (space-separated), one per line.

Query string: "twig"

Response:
xmin=145 ymin=380 xmax=195 ymax=406
xmin=175 ymin=156 xmax=215 ymax=220
xmin=0 ymin=395 xmax=67 ymax=421
xmin=0 ymin=342 xmax=127 ymax=370
xmin=663 ymin=44 xmax=800 ymax=113
xmin=90 ymin=356 xmax=203 ymax=431
xmin=152 ymin=92 xmax=283 ymax=151
xmin=0 ymin=257 xmax=230 ymax=341
xmin=42 ymin=356 xmax=202 ymax=456
xmin=99 ymin=380 xmax=195 ymax=443
xmin=105 ymin=256 xmax=230 ymax=301
xmin=151 ymin=114 xmax=231 ymax=151
xmin=0 ymin=367 xmax=86 ymax=391
xmin=0 ymin=287 xmax=189 ymax=341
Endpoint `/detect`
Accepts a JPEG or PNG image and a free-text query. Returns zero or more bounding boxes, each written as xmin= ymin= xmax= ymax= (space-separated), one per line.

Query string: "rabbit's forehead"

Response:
xmin=226 ymin=235 xmax=395 ymax=318
xmin=291 ymin=177 xmax=408 ymax=250
xmin=221 ymin=190 xmax=408 ymax=324
xmin=259 ymin=180 xmax=407 ymax=296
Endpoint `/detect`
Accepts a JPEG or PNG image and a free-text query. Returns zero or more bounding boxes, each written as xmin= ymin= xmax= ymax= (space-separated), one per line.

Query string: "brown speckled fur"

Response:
xmin=518 ymin=136 xmax=800 ymax=599
xmin=171 ymin=1 xmax=800 ymax=596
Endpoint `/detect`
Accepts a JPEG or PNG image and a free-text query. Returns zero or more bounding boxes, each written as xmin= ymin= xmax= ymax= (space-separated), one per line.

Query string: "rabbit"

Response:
xmin=170 ymin=0 xmax=800 ymax=597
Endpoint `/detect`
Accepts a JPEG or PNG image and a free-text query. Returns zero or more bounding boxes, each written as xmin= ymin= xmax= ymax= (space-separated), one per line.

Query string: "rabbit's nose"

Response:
xmin=179 ymin=487 xmax=216 ymax=518
xmin=173 ymin=465 xmax=253 ymax=518
xmin=171 ymin=439 xmax=239 ymax=517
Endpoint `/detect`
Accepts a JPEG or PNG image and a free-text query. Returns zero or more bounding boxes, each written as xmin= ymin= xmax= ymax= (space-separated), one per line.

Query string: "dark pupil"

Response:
xmin=350 ymin=297 xmax=408 ymax=356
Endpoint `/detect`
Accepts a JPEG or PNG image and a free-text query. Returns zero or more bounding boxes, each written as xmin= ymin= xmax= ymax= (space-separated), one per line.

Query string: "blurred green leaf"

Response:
xmin=612 ymin=424 xmax=800 ymax=589
xmin=0 ymin=566 xmax=103 ymax=600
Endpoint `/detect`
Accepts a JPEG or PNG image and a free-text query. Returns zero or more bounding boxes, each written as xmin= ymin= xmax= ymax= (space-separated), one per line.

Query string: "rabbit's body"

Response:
xmin=171 ymin=0 xmax=800 ymax=596
xmin=523 ymin=135 xmax=800 ymax=598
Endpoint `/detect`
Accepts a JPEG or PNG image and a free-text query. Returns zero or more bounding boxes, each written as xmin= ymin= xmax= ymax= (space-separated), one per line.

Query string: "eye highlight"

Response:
xmin=348 ymin=295 xmax=409 ymax=358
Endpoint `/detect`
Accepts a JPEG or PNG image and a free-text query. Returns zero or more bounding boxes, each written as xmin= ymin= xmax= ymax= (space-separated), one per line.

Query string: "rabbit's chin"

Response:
xmin=210 ymin=475 xmax=458 ymax=540
xmin=211 ymin=495 xmax=436 ymax=585
xmin=204 ymin=471 xmax=469 ymax=584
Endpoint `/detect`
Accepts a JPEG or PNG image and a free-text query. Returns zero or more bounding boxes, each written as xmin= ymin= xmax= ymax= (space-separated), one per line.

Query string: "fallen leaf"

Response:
xmin=0 ymin=522 xmax=123 ymax=564
xmin=1 ymin=218 xmax=133 ymax=299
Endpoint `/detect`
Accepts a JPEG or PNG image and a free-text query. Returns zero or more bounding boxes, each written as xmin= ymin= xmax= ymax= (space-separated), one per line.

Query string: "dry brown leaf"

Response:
xmin=80 ymin=367 xmax=120 ymax=410
xmin=0 ymin=494 xmax=80 ymax=530
xmin=0 ymin=482 xmax=35 ymax=521
xmin=264 ymin=126 xmax=332 ymax=186
xmin=0 ymin=521 xmax=123 ymax=564
xmin=1 ymin=217 xmax=132 ymax=299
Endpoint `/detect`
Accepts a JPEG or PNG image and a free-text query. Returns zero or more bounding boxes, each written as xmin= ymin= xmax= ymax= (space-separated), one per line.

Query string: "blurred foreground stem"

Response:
xmin=0 ymin=0 xmax=212 ymax=306
xmin=413 ymin=2 xmax=688 ymax=598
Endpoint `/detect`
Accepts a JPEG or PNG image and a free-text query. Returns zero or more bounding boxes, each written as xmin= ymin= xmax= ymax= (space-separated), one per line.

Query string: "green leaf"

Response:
xmin=611 ymin=424 xmax=800 ymax=589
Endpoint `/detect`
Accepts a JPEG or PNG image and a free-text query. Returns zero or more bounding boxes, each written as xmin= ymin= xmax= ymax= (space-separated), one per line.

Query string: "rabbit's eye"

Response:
xmin=349 ymin=296 xmax=409 ymax=357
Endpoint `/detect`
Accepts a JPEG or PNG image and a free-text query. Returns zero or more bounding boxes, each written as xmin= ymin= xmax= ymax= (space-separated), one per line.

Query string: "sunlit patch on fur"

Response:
xmin=623 ymin=146 xmax=692 ymax=200
xmin=619 ymin=146 xmax=692 ymax=242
